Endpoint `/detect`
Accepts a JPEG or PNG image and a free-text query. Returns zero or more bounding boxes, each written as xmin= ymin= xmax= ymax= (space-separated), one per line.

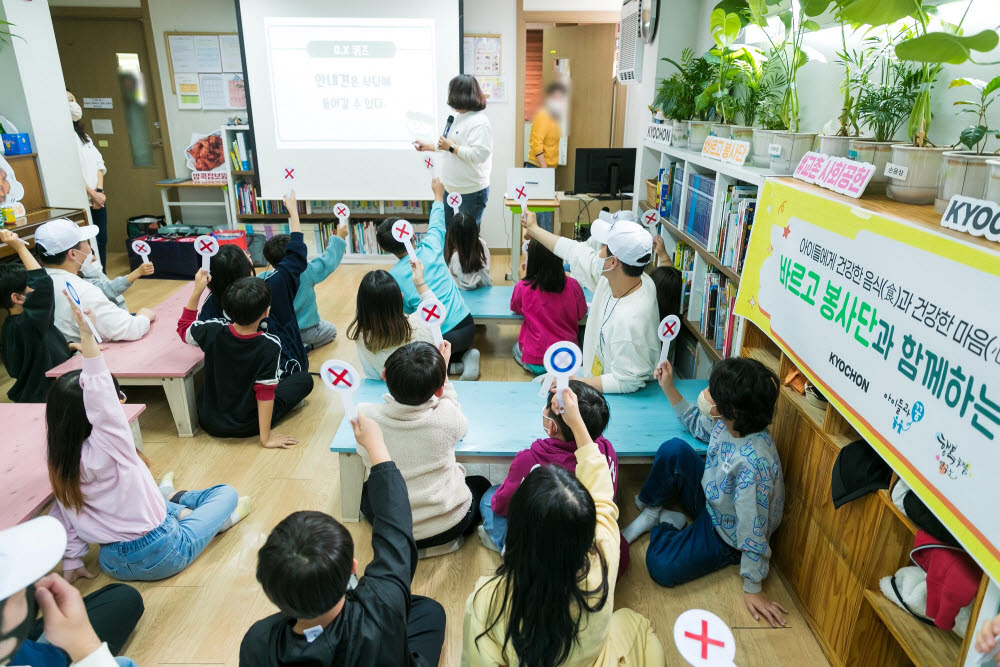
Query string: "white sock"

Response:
xmin=622 ymin=506 xmax=662 ymax=543
xmin=459 ymin=349 xmax=481 ymax=381
xmin=219 ymin=496 xmax=252 ymax=532
xmin=158 ymin=472 xmax=175 ymax=502
xmin=658 ymin=509 xmax=688 ymax=531
xmin=634 ymin=495 xmax=647 ymax=512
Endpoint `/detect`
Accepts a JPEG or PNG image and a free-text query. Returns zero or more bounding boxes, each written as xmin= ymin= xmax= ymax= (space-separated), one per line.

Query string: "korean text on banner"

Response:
xmin=734 ymin=178 xmax=1000 ymax=583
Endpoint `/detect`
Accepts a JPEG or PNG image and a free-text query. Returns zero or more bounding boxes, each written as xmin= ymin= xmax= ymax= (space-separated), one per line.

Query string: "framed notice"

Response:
xmin=165 ymin=31 xmax=240 ymax=98
xmin=462 ymin=33 xmax=502 ymax=77
xmin=736 ymin=178 xmax=1000 ymax=583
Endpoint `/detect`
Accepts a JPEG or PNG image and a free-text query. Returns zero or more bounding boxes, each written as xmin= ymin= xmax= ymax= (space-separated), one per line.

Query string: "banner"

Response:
xmin=736 ymin=178 xmax=1000 ymax=582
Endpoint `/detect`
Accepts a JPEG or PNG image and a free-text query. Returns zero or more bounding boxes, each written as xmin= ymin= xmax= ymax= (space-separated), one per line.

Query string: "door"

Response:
xmin=53 ymin=15 xmax=169 ymax=249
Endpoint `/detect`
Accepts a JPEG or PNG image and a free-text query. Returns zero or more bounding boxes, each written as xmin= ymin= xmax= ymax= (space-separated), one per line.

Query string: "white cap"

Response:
xmin=0 ymin=516 xmax=67 ymax=601
xmin=605 ymin=220 xmax=653 ymax=267
xmin=34 ymin=218 xmax=99 ymax=256
xmin=590 ymin=209 xmax=642 ymax=246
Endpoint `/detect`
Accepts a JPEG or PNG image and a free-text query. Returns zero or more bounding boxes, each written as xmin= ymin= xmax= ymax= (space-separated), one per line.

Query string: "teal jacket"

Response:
xmin=262 ymin=235 xmax=347 ymax=331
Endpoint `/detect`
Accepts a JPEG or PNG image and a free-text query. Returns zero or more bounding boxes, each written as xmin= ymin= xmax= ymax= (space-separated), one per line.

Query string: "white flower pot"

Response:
xmin=986 ymin=160 xmax=1000 ymax=205
xmin=671 ymin=120 xmax=690 ymax=150
xmin=752 ymin=129 xmax=777 ymax=168
xmin=770 ymin=132 xmax=817 ymax=173
xmin=935 ymin=151 xmax=993 ymax=213
xmin=848 ymin=140 xmax=899 ymax=194
xmin=885 ymin=145 xmax=950 ymax=205
xmin=688 ymin=121 xmax=713 ymax=152
xmin=710 ymin=124 xmax=732 ymax=139
xmin=818 ymin=135 xmax=868 ymax=159
xmin=731 ymin=125 xmax=754 ymax=162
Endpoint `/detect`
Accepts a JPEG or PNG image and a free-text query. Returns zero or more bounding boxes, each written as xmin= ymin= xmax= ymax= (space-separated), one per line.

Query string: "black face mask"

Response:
xmin=0 ymin=583 xmax=37 ymax=664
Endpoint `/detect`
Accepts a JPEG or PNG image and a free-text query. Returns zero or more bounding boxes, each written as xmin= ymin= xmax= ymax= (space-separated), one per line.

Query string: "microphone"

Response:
xmin=443 ymin=114 xmax=455 ymax=138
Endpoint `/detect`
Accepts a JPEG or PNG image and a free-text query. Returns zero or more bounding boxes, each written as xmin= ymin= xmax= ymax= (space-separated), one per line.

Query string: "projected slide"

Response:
xmin=265 ymin=18 xmax=437 ymax=150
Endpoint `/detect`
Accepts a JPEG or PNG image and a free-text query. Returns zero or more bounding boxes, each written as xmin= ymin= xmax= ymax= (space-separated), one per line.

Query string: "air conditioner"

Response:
xmin=617 ymin=0 xmax=643 ymax=85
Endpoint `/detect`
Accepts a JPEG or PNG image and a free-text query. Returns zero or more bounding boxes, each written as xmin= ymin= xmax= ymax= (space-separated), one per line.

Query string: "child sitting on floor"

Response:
xmin=80 ymin=250 xmax=155 ymax=312
xmin=178 ymin=270 xmax=313 ymax=447
xmin=49 ymin=293 xmax=251 ymax=582
xmin=445 ymin=211 xmax=492 ymax=290
xmin=479 ymin=379 xmax=629 ymax=575
xmin=0 ymin=229 xmax=76 ymax=403
xmin=347 ymin=259 xmax=436 ymax=379
xmin=621 ymin=357 xmax=789 ymax=627
xmin=239 ymin=415 xmax=446 ymax=667
xmin=356 ymin=340 xmax=491 ymax=558
xmin=511 ymin=239 xmax=587 ymax=375
xmin=464 ymin=387 xmax=664 ymax=666
xmin=260 ymin=193 xmax=349 ymax=352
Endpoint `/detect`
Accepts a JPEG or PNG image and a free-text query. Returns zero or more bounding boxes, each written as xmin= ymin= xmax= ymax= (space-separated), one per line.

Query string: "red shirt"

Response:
xmin=511 ymin=276 xmax=588 ymax=365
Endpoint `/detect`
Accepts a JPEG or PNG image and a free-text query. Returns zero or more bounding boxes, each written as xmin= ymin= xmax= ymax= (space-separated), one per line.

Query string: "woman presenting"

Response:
xmin=67 ymin=90 xmax=109 ymax=269
xmin=414 ymin=74 xmax=493 ymax=228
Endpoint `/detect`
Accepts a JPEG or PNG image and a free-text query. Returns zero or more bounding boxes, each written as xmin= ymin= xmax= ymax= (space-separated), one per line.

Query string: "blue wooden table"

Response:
xmin=463 ymin=285 xmax=593 ymax=321
xmin=331 ymin=379 xmax=706 ymax=521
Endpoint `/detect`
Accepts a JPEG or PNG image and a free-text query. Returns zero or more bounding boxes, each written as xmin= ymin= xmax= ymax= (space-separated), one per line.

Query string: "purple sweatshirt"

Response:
xmin=491 ymin=436 xmax=618 ymax=516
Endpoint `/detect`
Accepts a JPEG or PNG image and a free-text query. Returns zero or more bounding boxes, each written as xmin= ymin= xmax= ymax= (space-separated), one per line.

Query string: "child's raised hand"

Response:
xmin=282 ymin=188 xmax=297 ymax=212
xmin=0 ymin=229 xmax=22 ymax=246
xmin=438 ymin=339 xmax=452 ymax=370
xmin=654 ymin=360 xmax=674 ymax=387
xmin=410 ymin=258 xmax=425 ymax=285
xmin=140 ymin=262 xmax=155 ymax=276
xmin=976 ymin=614 xmax=1000 ymax=662
xmin=351 ymin=413 xmax=390 ymax=464
xmin=336 ymin=221 xmax=350 ymax=240
xmin=521 ymin=211 xmax=539 ymax=238
xmin=194 ymin=268 xmax=211 ymax=291
xmin=431 ymin=177 xmax=445 ymax=202
xmin=63 ymin=291 xmax=92 ymax=329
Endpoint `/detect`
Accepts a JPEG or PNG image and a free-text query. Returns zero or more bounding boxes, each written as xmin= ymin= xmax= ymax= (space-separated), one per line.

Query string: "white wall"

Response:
xmin=0 ymin=6 xmax=32 ymax=137
xmin=1 ymin=0 xmax=89 ymax=212
xmin=523 ymin=0 xmax=621 ymax=11
xmin=464 ymin=0 xmax=518 ymax=249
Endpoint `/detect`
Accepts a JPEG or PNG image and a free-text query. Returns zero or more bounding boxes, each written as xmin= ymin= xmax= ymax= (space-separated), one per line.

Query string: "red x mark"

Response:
xmin=424 ymin=158 xmax=433 ymax=169
xmin=134 ymin=243 xmax=148 ymax=254
xmin=684 ymin=620 xmax=725 ymax=659
xmin=336 ymin=206 xmax=347 ymax=217
xmin=394 ymin=223 xmax=410 ymax=239
xmin=645 ymin=212 xmax=658 ymax=224
xmin=662 ymin=320 xmax=677 ymax=336
xmin=284 ymin=168 xmax=295 ymax=180
xmin=515 ymin=186 xmax=527 ymax=200
xmin=449 ymin=195 xmax=460 ymax=205
xmin=198 ymin=239 xmax=215 ymax=253
xmin=327 ymin=368 xmax=352 ymax=387
xmin=422 ymin=305 xmax=441 ymax=322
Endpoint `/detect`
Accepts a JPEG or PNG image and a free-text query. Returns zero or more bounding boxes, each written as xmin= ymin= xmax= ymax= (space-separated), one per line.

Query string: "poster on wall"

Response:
xmin=462 ymin=34 xmax=501 ymax=76
xmin=175 ymin=73 xmax=201 ymax=110
xmin=735 ymin=178 xmax=1000 ymax=583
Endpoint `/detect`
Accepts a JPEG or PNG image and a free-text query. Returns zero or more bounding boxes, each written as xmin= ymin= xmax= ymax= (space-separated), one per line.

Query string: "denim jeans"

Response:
xmin=98 ymin=485 xmax=239 ymax=581
xmin=444 ymin=186 xmax=490 ymax=228
xmin=479 ymin=485 xmax=507 ymax=552
xmin=637 ymin=439 xmax=741 ymax=587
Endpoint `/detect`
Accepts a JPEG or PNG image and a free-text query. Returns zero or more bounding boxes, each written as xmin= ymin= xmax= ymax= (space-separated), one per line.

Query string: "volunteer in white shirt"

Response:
xmin=523 ymin=211 xmax=659 ymax=394
xmin=414 ymin=74 xmax=493 ymax=228
xmin=67 ymin=91 xmax=109 ymax=270
xmin=35 ymin=218 xmax=155 ymax=343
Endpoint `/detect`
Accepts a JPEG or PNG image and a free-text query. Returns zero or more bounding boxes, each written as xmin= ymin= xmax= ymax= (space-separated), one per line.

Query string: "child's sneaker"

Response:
xmin=477 ymin=525 xmax=501 ymax=553
xmin=417 ymin=536 xmax=464 ymax=559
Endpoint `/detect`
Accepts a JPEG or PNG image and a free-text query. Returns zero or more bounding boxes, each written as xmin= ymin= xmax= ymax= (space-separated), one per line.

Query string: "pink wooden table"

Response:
xmin=47 ymin=286 xmax=204 ymax=437
xmin=1 ymin=403 xmax=146 ymax=531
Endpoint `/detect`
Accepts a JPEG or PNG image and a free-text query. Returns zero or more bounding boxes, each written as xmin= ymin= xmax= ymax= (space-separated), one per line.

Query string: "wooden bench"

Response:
xmin=463 ymin=285 xmax=593 ymax=323
xmin=330 ymin=379 xmax=707 ymax=521
xmin=47 ymin=286 xmax=204 ymax=437
xmin=1 ymin=403 xmax=146 ymax=531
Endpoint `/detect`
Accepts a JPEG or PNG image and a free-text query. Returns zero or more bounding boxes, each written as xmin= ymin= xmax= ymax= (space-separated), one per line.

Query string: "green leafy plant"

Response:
xmin=736 ymin=47 xmax=785 ymax=127
xmin=856 ymin=56 xmax=921 ymax=142
xmin=840 ymin=0 xmax=999 ymax=146
xmin=950 ymin=75 xmax=1000 ymax=154
xmin=757 ymin=97 xmax=788 ymax=130
xmin=700 ymin=8 xmax=743 ymax=124
xmin=658 ymin=49 xmax=716 ymax=121
xmin=0 ymin=19 xmax=22 ymax=47
xmin=834 ymin=30 xmax=880 ymax=136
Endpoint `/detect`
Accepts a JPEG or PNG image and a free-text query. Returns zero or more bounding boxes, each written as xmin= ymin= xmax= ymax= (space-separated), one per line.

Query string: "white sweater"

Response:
xmin=357 ymin=380 xmax=470 ymax=540
xmin=448 ymin=239 xmax=492 ymax=290
xmin=355 ymin=290 xmax=437 ymax=379
xmin=46 ymin=268 xmax=150 ymax=342
xmin=76 ymin=135 xmax=106 ymax=190
xmin=442 ymin=110 xmax=493 ymax=194
xmin=554 ymin=237 xmax=659 ymax=394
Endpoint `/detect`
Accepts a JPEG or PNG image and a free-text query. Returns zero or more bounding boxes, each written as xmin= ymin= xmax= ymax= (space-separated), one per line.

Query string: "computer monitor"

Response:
xmin=573 ymin=148 xmax=637 ymax=197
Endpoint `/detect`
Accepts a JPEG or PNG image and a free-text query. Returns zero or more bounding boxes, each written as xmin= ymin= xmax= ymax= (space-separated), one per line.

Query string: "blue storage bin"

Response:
xmin=1 ymin=133 xmax=32 ymax=155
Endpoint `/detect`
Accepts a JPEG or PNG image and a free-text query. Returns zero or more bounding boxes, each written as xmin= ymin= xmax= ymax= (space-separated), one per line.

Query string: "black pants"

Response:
xmin=361 ymin=475 xmax=492 ymax=549
xmin=29 ymin=583 xmax=144 ymax=656
xmin=443 ymin=313 xmax=476 ymax=359
xmin=91 ymin=205 xmax=108 ymax=270
xmin=199 ymin=372 xmax=314 ymax=438
xmin=408 ymin=596 xmax=447 ymax=667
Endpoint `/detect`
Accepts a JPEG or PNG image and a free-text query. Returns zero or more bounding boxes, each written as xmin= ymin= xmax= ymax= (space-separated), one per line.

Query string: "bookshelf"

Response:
xmin=221 ymin=125 xmax=431 ymax=265
xmin=634 ymin=138 xmax=791 ymax=378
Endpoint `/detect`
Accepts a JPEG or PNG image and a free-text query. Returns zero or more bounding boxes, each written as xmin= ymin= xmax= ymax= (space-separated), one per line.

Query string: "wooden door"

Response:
xmin=542 ymin=24 xmax=621 ymax=192
xmin=53 ymin=16 xmax=169 ymax=248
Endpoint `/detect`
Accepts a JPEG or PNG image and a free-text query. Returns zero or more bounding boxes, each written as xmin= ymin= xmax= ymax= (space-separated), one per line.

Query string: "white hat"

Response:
xmin=0 ymin=516 xmax=67 ymax=601
xmin=602 ymin=220 xmax=653 ymax=267
xmin=34 ymin=218 xmax=99 ymax=256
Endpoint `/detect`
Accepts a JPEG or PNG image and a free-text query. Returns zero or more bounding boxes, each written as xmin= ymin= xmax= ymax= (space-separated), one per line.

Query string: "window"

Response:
xmin=116 ymin=52 xmax=154 ymax=167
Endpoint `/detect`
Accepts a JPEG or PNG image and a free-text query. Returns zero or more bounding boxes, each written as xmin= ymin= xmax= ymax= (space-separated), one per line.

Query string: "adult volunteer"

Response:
xmin=67 ymin=91 xmax=109 ymax=270
xmin=414 ymin=74 xmax=493 ymax=228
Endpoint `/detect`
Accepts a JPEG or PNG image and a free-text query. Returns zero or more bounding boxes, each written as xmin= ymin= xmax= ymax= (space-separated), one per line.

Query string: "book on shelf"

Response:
xmin=712 ymin=184 xmax=756 ymax=256
xmin=657 ymin=164 xmax=677 ymax=218
xmin=668 ymin=166 xmax=685 ymax=226
xmin=693 ymin=271 xmax=740 ymax=359
xmin=684 ymin=174 xmax=715 ymax=247
xmin=233 ymin=132 xmax=252 ymax=171
xmin=673 ymin=240 xmax=696 ymax=316
xmin=347 ymin=220 xmax=429 ymax=255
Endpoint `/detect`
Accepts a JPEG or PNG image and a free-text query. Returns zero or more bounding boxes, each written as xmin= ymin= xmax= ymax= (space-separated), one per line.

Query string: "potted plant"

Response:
xmin=935 ymin=75 xmax=1000 ymax=212
xmin=700 ymin=8 xmax=743 ymax=139
xmin=753 ymin=97 xmax=787 ymax=167
xmin=840 ymin=0 xmax=999 ymax=204
xmin=819 ymin=26 xmax=879 ymax=157
xmin=732 ymin=48 xmax=784 ymax=163
xmin=658 ymin=49 xmax=715 ymax=150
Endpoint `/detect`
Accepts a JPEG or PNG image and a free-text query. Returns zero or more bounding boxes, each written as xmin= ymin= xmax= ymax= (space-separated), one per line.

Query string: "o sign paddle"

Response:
xmin=542 ymin=341 xmax=582 ymax=410
xmin=320 ymin=359 xmax=360 ymax=421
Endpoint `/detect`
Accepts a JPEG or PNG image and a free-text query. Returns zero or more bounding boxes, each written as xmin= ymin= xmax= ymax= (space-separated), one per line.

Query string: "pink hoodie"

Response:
xmin=491 ymin=435 xmax=618 ymax=516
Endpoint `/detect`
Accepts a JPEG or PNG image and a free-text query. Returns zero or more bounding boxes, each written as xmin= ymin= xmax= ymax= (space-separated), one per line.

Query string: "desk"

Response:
xmin=463 ymin=284 xmax=593 ymax=322
xmin=156 ymin=180 xmax=232 ymax=228
xmin=330 ymin=379 xmax=707 ymax=521
xmin=503 ymin=196 xmax=559 ymax=281
xmin=0 ymin=208 xmax=88 ymax=259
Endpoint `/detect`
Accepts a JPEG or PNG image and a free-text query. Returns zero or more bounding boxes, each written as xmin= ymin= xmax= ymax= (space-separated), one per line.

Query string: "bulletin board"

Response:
xmin=165 ymin=31 xmax=247 ymax=110
xmin=463 ymin=33 xmax=506 ymax=103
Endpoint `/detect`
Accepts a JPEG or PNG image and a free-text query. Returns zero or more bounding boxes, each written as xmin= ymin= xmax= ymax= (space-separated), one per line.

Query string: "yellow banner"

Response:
xmin=736 ymin=178 xmax=1000 ymax=582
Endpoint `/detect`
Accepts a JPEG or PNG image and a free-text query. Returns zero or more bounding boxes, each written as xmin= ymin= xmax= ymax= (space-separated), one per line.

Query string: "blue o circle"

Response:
xmin=550 ymin=346 xmax=577 ymax=373
xmin=65 ymin=282 xmax=81 ymax=304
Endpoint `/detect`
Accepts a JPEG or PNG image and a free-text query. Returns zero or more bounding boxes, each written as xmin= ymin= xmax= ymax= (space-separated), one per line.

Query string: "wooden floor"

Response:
xmin=2 ymin=252 xmax=830 ymax=666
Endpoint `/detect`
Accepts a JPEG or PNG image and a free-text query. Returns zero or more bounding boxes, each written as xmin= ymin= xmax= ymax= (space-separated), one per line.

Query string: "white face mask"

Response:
xmin=547 ymin=98 xmax=567 ymax=118
xmin=69 ymin=101 xmax=83 ymax=122
xmin=697 ymin=390 xmax=717 ymax=419
xmin=592 ymin=254 xmax=615 ymax=276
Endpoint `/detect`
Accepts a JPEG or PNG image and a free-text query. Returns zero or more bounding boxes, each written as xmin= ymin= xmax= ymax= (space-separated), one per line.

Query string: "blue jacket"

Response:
xmin=388 ymin=202 xmax=470 ymax=333
xmin=261 ymin=236 xmax=346 ymax=331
